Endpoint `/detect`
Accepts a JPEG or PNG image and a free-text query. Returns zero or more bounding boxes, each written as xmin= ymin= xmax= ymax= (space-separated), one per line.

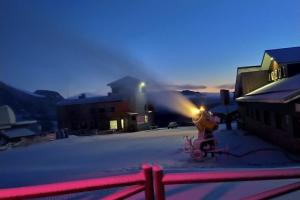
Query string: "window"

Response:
xmin=250 ymin=108 xmax=255 ymax=119
xmin=98 ymin=108 xmax=105 ymax=113
xmin=255 ymin=110 xmax=260 ymax=121
xmin=246 ymin=108 xmax=250 ymax=117
xmin=90 ymin=108 xmax=96 ymax=114
xmin=282 ymin=65 xmax=288 ymax=77
xmin=263 ymin=110 xmax=270 ymax=125
xmin=110 ymin=107 xmax=115 ymax=112
xmin=275 ymin=114 xmax=282 ymax=130
xmin=110 ymin=120 xmax=118 ymax=130
xmin=121 ymin=119 xmax=124 ymax=129
xmin=145 ymin=115 xmax=148 ymax=123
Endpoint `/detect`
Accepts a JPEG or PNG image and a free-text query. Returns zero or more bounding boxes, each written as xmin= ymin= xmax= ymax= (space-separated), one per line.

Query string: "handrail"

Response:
xmin=153 ymin=166 xmax=300 ymax=200
xmin=102 ymin=185 xmax=145 ymax=200
xmin=163 ymin=168 xmax=300 ymax=184
xmin=0 ymin=164 xmax=154 ymax=200
xmin=1 ymin=165 xmax=300 ymax=200
xmin=243 ymin=181 xmax=300 ymax=200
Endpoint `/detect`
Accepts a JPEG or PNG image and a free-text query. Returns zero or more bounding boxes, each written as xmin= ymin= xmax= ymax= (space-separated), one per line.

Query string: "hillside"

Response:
xmin=0 ymin=81 xmax=63 ymax=131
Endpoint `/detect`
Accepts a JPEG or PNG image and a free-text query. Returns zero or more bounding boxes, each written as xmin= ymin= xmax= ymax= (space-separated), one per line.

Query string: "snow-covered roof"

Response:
xmin=2 ymin=128 xmax=38 ymax=139
xmin=265 ymin=46 xmax=300 ymax=64
xmin=236 ymin=73 xmax=300 ymax=103
xmin=236 ymin=65 xmax=261 ymax=75
xmin=107 ymin=76 xmax=141 ymax=87
xmin=57 ymin=95 xmax=123 ymax=106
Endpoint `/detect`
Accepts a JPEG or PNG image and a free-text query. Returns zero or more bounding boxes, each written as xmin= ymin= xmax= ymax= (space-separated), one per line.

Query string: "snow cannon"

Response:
xmin=192 ymin=106 xmax=219 ymax=133
xmin=184 ymin=106 xmax=221 ymax=160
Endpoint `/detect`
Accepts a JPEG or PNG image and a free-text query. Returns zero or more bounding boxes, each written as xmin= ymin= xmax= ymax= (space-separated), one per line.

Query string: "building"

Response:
xmin=235 ymin=47 xmax=300 ymax=152
xmin=0 ymin=105 xmax=41 ymax=144
xmin=57 ymin=76 xmax=153 ymax=132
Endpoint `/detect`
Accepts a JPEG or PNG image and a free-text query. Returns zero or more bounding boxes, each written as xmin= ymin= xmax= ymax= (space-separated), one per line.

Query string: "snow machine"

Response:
xmin=184 ymin=106 xmax=220 ymax=160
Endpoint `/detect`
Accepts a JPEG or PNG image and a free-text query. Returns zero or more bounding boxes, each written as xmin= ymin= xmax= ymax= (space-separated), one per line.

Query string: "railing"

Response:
xmin=0 ymin=164 xmax=154 ymax=200
xmin=153 ymin=166 xmax=300 ymax=200
xmin=1 ymin=164 xmax=300 ymax=200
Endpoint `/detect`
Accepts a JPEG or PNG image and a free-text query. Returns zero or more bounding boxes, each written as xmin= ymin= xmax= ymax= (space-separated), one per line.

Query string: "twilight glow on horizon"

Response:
xmin=0 ymin=0 xmax=299 ymax=97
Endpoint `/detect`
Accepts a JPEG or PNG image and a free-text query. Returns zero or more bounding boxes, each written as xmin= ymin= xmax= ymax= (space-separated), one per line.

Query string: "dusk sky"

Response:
xmin=1 ymin=0 xmax=299 ymax=97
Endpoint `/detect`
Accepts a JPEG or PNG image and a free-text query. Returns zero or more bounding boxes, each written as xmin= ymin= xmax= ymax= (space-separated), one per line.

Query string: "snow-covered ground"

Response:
xmin=1 ymin=124 xmax=300 ymax=199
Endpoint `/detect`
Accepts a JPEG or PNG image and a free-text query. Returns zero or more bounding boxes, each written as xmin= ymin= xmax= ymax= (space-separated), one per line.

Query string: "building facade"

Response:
xmin=235 ymin=47 xmax=300 ymax=152
xmin=57 ymin=76 xmax=153 ymax=132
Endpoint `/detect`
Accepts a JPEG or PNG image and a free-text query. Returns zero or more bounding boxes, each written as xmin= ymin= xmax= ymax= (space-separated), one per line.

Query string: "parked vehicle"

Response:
xmin=167 ymin=122 xmax=178 ymax=129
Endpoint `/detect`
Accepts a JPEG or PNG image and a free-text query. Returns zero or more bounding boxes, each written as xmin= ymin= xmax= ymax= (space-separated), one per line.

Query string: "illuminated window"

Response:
xmin=110 ymin=120 xmax=118 ymax=130
xmin=121 ymin=119 xmax=124 ymax=129
xmin=145 ymin=115 xmax=148 ymax=123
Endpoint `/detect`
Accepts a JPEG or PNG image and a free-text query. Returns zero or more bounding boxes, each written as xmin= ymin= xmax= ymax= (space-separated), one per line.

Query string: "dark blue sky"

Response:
xmin=1 ymin=0 xmax=299 ymax=96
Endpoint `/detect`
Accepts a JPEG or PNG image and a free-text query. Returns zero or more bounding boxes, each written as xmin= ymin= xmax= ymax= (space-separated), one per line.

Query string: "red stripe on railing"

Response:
xmin=153 ymin=166 xmax=300 ymax=200
xmin=0 ymin=173 xmax=144 ymax=200
xmin=102 ymin=185 xmax=145 ymax=200
xmin=244 ymin=181 xmax=300 ymax=200
xmin=1 ymin=164 xmax=300 ymax=200
xmin=162 ymin=168 xmax=300 ymax=184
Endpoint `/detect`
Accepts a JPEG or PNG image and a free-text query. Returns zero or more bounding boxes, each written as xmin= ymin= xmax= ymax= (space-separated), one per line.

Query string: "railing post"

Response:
xmin=153 ymin=165 xmax=166 ymax=200
xmin=143 ymin=164 xmax=154 ymax=200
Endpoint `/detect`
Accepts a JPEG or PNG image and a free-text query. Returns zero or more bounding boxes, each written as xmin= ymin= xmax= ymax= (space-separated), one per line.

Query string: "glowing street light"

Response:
xmin=140 ymin=82 xmax=146 ymax=88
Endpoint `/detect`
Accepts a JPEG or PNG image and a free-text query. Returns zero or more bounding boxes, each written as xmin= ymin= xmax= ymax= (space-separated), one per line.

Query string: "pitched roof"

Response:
xmin=57 ymin=95 xmax=123 ymax=106
xmin=236 ymin=73 xmax=300 ymax=103
xmin=237 ymin=65 xmax=261 ymax=74
xmin=107 ymin=76 xmax=141 ymax=87
xmin=265 ymin=46 xmax=300 ymax=64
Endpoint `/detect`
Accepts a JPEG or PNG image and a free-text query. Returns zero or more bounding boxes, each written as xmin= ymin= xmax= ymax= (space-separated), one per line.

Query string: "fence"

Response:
xmin=153 ymin=166 xmax=300 ymax=200
xmin=1 ymin=164 xmax=300 ymax=200
xmin=0 ymin=164 xmax=154 ymax=200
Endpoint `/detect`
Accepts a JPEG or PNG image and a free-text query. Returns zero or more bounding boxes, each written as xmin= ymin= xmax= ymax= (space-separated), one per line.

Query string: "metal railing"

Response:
xmin=1 ymin=164 xmax=300 ymax=200
xmin=153 ymin=166 xmax=300 ymax=200
xmin=0 ymin=164 xmax=154 ymax=200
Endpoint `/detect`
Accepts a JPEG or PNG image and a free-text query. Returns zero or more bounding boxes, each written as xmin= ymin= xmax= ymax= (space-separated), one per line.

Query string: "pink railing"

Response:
xmin=1 ymin=164 xmax=300 ymax=200
xmin=0 ymin=164 xmax=154 ymax=200
xmin=153 ymin=166 xmax=300 ymax=200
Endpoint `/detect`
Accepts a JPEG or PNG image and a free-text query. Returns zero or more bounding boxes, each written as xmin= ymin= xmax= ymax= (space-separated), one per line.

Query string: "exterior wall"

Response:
xmin=261 ymin=53 xmax=273 ymax=70
xmin=110 ymin=84 xmax=147 ymax=115
xmin=238 ymin=101 xmax=300 ymax=152
xmin=109 ymin=81 xmax=150 ymax=130
xmin=239 ymin=70 xmax=269 ymax=96
xmin=57 ymin=101 xmax=130 ymax=131
xmin=235 ymin=66 xmax=260 ymax=98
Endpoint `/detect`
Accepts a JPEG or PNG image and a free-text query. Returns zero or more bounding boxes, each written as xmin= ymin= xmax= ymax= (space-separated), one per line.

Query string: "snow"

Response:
xmin=57 ymin=95 xmax=123 ymax=106
xmin=1 ymin=128 xmax=37 ymax=139
xmin=1 ymin=124 xmax=300 ymax=199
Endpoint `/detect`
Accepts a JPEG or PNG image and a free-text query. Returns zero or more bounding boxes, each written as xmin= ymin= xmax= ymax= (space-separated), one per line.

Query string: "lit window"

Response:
xmin=110 ymin=120 xmax=118 ymax=130
xmin=121 ymin=119 xmax=124 ymax=129
xmin=145 ymin=115 xmax=148 ymax=123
